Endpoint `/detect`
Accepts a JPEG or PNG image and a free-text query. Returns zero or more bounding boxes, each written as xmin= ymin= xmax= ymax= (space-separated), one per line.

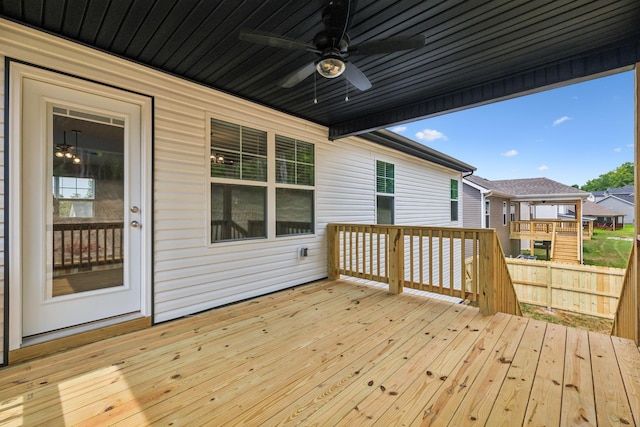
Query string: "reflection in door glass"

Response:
xmin=51 ymin=112 xmax=125 ymax=297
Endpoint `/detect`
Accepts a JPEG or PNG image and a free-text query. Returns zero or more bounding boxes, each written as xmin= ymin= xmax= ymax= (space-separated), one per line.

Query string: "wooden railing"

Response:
xmin=510 ymin=219 xmax=580 ymax=239
xmin=53 ymin=222 xmax=124 ymax=270
xmin=612 ymin=244 xmax=637 ymax=342
xmin=327 ymin=224 xmax=521 ymax=316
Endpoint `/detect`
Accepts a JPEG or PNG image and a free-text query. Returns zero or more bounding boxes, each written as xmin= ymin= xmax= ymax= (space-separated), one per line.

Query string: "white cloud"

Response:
xmin=538 ymin=165 xmax=549 ymax=171
xmin=614 ymin=147 xmax=622 ymax=153
xmin=627 ymin=143 xmax=634 ymax=148
xmin=553 ymin=116 xmax=571 ymax=126
xmin=390 ymin=126 xmax=407 ymax=133
xmin=502 ymin=149 xmax=518 ymax=157
xmin=415 ymin=129 xmax=447 ymax=142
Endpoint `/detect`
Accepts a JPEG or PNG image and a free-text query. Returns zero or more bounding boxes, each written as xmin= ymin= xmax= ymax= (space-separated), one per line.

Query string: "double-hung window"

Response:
xmin=209 ymin=118 xmax=315 ymax=242
xmin=376 ymin=160 xmax=395 ymax=224
xmin=275 ymin=135 xmax=315 ymax=236
xmin=210 ymin=119 xmax=267 ymax=242
xmin=450 ymin=179 xmax=459 ymax=222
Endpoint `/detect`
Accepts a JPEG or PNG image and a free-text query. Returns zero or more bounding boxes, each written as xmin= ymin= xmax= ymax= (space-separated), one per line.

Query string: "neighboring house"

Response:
xmin=0 ymin=21 xmax=475 ymax=364
xmin=570 ymin=200 xmax=625 ymax=230
xmin=463 ymin=175 xmax=519 ymax=257
xmin=589 ymin=190 xmax=606 ymax=202
xmin=463 ymin=176 xmax=590 ymax=263
xmin=606 ymin=185 xmax=635 ymax=197
xmin=597 ymin=194 xmax=635 ymax=223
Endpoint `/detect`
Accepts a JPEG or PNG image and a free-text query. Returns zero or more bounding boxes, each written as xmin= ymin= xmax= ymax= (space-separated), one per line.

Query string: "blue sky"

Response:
xmin=389 ymin=70 xmax=634 ymax=187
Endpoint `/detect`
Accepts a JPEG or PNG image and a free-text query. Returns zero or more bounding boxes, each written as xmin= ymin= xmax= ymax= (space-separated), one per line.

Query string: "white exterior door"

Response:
xmin=20 ymin=76 xmax=145 ymax=337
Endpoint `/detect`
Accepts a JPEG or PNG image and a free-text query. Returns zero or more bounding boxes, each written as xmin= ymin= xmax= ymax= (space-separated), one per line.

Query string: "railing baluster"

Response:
xmin=449 ymin=231 xmax=454 ymax=296
xmin=419 ymin=229 xmax=424 ymax=291
xmin=428 ymin=229 xmax=433 ymax=294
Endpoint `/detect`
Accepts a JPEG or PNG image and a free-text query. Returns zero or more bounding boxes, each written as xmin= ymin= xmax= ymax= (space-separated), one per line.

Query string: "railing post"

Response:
xmin=478 ymin=231 xmax=496 ymax=314
xmin=327 ymin=224 xmax=340 ymax=280
xmin=388 ymin=227 xmax=404 ymax=295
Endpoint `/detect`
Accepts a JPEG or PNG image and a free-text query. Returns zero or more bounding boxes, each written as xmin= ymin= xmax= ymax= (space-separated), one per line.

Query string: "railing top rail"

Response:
xmin=511 ymin=219 xmax=579 ymax=224
xmin=327 ymin=223 xmax=493 ymax=234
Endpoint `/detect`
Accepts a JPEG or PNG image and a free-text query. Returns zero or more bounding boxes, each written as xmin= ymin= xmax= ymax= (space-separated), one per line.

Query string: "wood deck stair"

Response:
xmin=551 ymin=231 xmax=580 ymax=264
xmin=1 ymin=279 xmax=639 ymax=425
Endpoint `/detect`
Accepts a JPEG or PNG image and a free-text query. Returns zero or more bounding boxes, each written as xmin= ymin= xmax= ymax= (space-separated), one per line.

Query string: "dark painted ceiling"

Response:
xmin=2 ymin=0 xmax=639 ymax=139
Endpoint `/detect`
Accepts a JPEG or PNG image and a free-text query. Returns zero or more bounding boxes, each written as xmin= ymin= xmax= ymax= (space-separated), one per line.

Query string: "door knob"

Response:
xmin=130 ymin=206 xmax=140 ymax=213
xmin=130 ymin=220 xmax=140 ymax=228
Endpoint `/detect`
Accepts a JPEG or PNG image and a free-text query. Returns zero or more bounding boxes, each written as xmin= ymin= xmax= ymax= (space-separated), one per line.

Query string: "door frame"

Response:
xmin=7 ymin=61 xmax=153 ymax=351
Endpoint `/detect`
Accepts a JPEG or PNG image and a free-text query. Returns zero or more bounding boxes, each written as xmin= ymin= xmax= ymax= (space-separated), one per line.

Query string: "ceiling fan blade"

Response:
xmin=239 ymin=29 xmax=319 ymax=53
xmin=349 ymin=34 xmax=426 ymax=55
xmin=345 ymin=62 xmax=371 ymax=91
xmin=279 ymin=62 xmax=317 ymax=88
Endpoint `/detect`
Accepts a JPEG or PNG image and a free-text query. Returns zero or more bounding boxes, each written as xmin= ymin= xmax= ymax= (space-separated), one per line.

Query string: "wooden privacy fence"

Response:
xmin=326 ymin=224 xmax=521 ymax=316
xmin=612 ymin=245 xmax=637 ymax=341
xmin=503 ymin=258 xmax=625 ymax=319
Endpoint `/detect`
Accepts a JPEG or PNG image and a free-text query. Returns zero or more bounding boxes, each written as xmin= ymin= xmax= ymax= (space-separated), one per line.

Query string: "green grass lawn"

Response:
xmin=583 ymin=224 xmax=634 ymax=268
xmin=521 ymin=224 xmax=634 ymax=268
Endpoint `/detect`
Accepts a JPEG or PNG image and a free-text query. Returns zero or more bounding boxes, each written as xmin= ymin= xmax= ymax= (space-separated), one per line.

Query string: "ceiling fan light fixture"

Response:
xmin=316 ymin=53 xmax=345 ymax=79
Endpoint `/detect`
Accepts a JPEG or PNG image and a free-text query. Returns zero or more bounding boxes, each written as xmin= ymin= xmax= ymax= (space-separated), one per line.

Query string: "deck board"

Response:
xmin=1 ymin=279 xmax=639 ymax=426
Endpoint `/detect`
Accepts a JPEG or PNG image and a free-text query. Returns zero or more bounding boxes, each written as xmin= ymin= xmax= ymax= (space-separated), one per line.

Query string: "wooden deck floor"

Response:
xmin=1 ymin=279 xmax=640 ymax=426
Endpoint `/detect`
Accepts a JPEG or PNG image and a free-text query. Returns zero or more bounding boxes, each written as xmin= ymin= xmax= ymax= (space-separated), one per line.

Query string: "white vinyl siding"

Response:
xmin=0 ymin=19 xmax=465 ymax=328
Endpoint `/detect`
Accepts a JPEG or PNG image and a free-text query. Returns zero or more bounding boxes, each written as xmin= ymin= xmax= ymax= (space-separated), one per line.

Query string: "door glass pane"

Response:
xmin=51 ymin=113 xmax=125 ymax=297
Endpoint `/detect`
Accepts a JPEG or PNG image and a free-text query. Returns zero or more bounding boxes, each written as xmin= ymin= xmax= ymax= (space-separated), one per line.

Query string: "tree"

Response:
xmin=581 ymin=162 xmax=634 ymax=192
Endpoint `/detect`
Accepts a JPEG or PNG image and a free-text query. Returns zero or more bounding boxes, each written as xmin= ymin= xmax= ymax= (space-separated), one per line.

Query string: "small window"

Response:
xmin=53 ymin=176 xmax=95 ymax=218
xmin=276 ymin=188 xmax=314 ymax=236
xmin=275 ymin=136 xmax=314 ymax=186
xmin=211 ymin=183 xmax=266 ymax=242
xmin=510 ymin=203 xmax=516 ymax=221
xmin=503 ymin=201 xmax=507 ymax=226
xmin=450 ymin=179 xmax=459 ymax=222
xmin=376 ymin=161 xmax=395 ymax=224
xmin=485 ymin=200 xmax=490 ymax=228
xmin=275 ymin=135 xmax=315 ymax=236
xmin=377 ymin=195 xmax=394 ymax=225
xmin=210 ymin=119 xmax=267 ymax=182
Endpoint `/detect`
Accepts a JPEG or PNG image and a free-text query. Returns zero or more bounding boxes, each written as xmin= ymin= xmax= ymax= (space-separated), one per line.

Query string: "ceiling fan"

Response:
xmin=239 ymin=0 xmax=426 ymax=91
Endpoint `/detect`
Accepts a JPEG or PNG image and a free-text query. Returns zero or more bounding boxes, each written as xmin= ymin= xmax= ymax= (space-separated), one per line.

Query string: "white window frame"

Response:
xmin=376 ymin=160 xmax=395 ymax=225
xmin=503 ymin=201 xmax=507 ymax=226
xmin=485 ymin=200 xmax=490 ymax=228
xmin=206 ymin=115 xmax=316 ymax=245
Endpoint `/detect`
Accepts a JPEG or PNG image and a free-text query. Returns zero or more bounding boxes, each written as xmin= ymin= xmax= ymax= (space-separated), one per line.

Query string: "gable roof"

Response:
xmin=599 ymin=194 xmax=635 ymax=206
xmin=463 ymin=176 xmax=589 ymax=202
xmin=2 ymin=1 xmax=639 ymax=139
xmin=606 ymin=185 xmax=635 ymax=195
xmin=580 ymin=200 xmax=624 ymax=217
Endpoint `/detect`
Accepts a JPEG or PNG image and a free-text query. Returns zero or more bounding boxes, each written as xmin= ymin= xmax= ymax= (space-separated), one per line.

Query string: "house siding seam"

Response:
xmin=0 ymin=19 xmax=462 ymax=344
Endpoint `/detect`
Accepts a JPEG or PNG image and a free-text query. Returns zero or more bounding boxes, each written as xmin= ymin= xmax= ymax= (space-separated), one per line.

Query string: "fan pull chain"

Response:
xmin=345 ymin=68 xmax=349 ymax=101
xmin=313 ymin=72 xmax=318 ymax=104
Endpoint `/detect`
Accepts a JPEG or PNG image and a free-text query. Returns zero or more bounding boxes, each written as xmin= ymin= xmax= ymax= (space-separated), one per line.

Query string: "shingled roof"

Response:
xmin=464 ymin=176 xmax=589 ymax=201
xmin=580 ymin=200 xmax=624 ymax=217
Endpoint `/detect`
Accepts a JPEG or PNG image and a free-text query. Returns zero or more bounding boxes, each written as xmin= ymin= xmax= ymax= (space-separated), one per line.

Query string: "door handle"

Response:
xmin=130 ymin=220 xmax=141 ymax=228
xmin=130 ymin=206 xmax=140 ymax=213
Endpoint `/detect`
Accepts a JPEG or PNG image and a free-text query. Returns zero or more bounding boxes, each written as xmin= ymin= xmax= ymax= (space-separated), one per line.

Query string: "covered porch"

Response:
xmin=1 ymin=278 xmax=638 ymax=425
